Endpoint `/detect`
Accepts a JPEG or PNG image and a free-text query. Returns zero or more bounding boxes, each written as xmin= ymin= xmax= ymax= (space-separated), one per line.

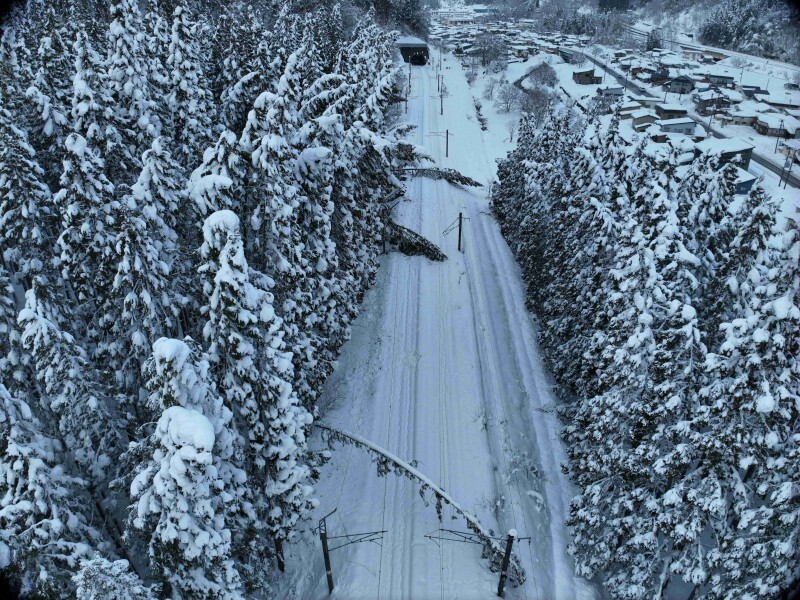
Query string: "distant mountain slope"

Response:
xmin=637 ymin=0 xmax=800 ymax=65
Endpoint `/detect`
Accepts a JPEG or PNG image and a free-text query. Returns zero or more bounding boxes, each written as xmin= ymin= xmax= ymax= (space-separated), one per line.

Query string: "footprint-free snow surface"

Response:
xmin=289 ymin=55 xmax=598 ymax=600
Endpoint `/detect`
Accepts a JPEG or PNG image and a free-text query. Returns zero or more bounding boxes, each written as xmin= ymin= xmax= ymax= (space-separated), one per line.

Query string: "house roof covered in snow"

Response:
xmin=695 ymin=137 xmax=754 ymax=155
xmin=659 ymin=117 xmax=695 ymax=126
xmin=656 ymin=103 xmax=688 ymax=113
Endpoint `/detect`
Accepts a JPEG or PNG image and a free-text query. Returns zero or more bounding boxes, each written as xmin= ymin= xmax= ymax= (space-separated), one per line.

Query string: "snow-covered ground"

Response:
xmin=282 ymin=53 xmax=597 ymax=599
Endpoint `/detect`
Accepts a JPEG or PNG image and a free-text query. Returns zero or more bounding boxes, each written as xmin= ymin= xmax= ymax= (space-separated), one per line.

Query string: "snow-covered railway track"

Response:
xmin=294 ymin=58 xmax=597 ymax=599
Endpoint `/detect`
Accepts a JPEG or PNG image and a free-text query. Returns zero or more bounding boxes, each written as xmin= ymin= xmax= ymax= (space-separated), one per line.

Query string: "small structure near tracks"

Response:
xmin=397 ymin=36 xmax=430 ymax=65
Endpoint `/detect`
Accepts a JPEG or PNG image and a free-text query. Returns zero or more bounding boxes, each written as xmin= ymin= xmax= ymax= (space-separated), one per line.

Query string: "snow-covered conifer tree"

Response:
xmin=55 ymin=132 xmax=116 ymax=303
xmin=130 ymin=405 xmax=242 ymax=599
xmin=106 ymin=0 xmax=158 ymax=141
xmin=165 ymin=4 xmax=212 ymax=163
xmin=198 ymin=210 xmax=316 ymax=576
xmin=0 ymin=267 xmax=15 ymax=362
xmin=73 ymin=556 xmax=152 ymax=600
xmin=134 ymin=338 xmax=245 ymax=597
xmin=17 ymin=277 xmax=119 ymax=480
xmin=0 ymin=107 xmax=52 ymax=277
xmin=189 ymin=130 xmax=247 ymax=222
xmin=698 ymin=213 xmax=799 ymax=598
xmin=0 ymin=382 xmax=98 ymax=597
xmin=96 ymin=142 xmax=181 ymax=391
xmin=24 ymin=5 xmax=72 ymax=181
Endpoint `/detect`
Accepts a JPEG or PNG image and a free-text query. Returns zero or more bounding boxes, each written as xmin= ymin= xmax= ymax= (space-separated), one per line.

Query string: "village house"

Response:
xmin=700 ymin=69 xmax=736 ymax=88
xmin=655 ymin=103 xmax=689 ymax=120
xmin=694 ymin=137 xmax=754 ymax=170
xmin=631 ymin=96 xmax=661 ymax=109
xmin=511 ymin=45 xmax=529 ymax=59
xmin=558 ymin=47 xmax=581 ymax=64
xmin=597 ymin=84 xmax=624 ymax=97
xmin=632 ymin=109 xmax=659 ymax=131
xmin=762 ymin=91 xmax=800 ymax=111
xmin=740 ymin=85 xmax=769 ymax=99
xmin=734 ymin=167 xmax=757 ymax=194
xmin=754 ymin=113 xmax=800 ymax=138
xmin=617 ymin=101 xmax=641 ymax=119
xmin=724 ymin=109 xmax=758 ymax=126
xmin=649 ymin=68 xmax=671 ymax=86
xmin=680 ymin=47 xmax=703 ymax=61
xmin=663 ymin=75 xmax=694 ymax=95
xmin=659 ymin=117 xmax=696 ymax=135
xmin=695 ymin=91 xmax=732 ymax=114
xmin=572 ymin=67 xmax=602 ymax=85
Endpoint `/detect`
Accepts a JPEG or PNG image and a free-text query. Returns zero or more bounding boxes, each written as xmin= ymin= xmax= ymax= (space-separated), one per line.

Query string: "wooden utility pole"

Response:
xmin=423 ymin=528 xmax=530 ymax=595
xmin=457 ymin=211 xmax=463 ymax=252
xmin=496 ymin=530 xmax=517 ymax=598
xmin=318 ymin=510 xmax=336 ymax=594
xmin=426 ymin=130 xmax=453 ymax=158
xmin=314 ymin=507 xmax=386 ymax=596
xmin=275 ymin=538 xmax=285 ymax=572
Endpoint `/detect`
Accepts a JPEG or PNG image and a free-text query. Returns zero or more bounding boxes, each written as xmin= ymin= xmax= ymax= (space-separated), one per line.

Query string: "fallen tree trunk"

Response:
xmin=385 ymin=219 xmax=447 ymax=262
xmin=314 ymin=423 xmax=526 ymax=588
xmin=397 ymin=167 xmax=483 ymax=188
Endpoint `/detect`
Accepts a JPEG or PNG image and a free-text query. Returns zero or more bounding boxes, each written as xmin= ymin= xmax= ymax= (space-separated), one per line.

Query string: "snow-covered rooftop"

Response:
xmin=396 ymin=36 xmax=427 ymax=47
xmin=659 ymin=117 xmax=694 ymax=126
xmin=695 ymin=137 xmax=754 ymax=154
xmin=657 ymin=103 xmax=688 ymax=112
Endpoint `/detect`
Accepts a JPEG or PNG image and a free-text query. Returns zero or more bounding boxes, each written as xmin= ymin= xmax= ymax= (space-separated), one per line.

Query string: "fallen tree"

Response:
xmin=314 ymin=423 xmax=527 ymax=588
xmin=385 ymin=219 xmax=448 ymax=262
xmin=397 ymin=167 xmax=483 ymax=188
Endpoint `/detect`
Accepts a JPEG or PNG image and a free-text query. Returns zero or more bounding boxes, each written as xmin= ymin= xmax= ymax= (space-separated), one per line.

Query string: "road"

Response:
xmin=580 ymin=53 xmax=800 ymax=189
xmin=288 ymin=55 xmax=597 ymax=599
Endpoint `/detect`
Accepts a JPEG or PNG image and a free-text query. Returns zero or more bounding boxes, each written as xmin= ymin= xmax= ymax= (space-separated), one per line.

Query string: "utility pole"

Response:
xmin=424 ymin=528 xmax=530 ymax=597
xmin=314 ymin=508 xmax=386 ymax=596
xmin=275 ymin=539 xmax=285 ymax=572
xmin=427 ymin=130 xmax=453 ymax=158
xmin=318 ymin=510 xmax=335 ymax=594
xmin=780 ymin=147 xmax=796 ymax=188
xmin=496 ymin=530 xmax=517 ymax=598
xmin=457 ymin=211 xmax=463 ymax=252
xmin=775 ymin=119 xmax=784 ymax=153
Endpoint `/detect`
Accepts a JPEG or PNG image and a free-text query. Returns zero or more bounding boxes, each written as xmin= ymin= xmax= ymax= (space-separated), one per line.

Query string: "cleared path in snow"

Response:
xmin=293 ymin=55 xmax=597 ymax=600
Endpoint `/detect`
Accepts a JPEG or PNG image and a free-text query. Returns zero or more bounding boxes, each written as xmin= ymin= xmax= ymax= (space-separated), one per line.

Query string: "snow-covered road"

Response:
xmin=289 ymin=54 xmax=597 ymax=600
